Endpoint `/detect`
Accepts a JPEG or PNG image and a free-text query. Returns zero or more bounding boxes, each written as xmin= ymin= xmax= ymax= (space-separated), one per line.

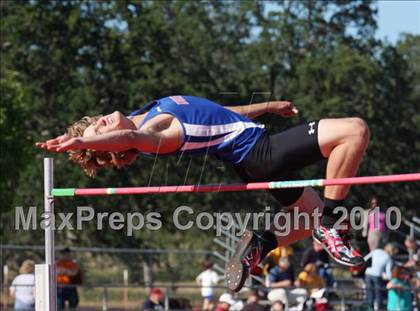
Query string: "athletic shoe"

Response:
xmin=225 ymin=230 xmax=275 ymax=292
xmin=313 ymin=225 xmax=364 ymax=267
xmin=338 ymin=223 xmax=363 ymax=259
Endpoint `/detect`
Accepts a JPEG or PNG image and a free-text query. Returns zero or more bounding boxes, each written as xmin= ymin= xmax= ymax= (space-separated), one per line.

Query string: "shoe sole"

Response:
xmin=312 ymin=234 xmax=364 ymax=267
xmin=225 ymin=230 xmax=253 ymax=293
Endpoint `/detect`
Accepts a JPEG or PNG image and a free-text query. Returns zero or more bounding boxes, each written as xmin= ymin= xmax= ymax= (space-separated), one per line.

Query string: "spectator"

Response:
xmin=9 ymin=259 xmax=35 ymax=310
xmin=300 ymin=240 xmax=334 ymax=287
xmin=56 ymin=247 xmax=81 ymax=310
xmin=267 ymin=257 xmax=294 ymax=289
xmin=270 ymin=301 xmax=285 ymax=311
xmin=242 ymin=290 xmax=266 ymax=311
xmin=263 ymin=246 xmax=294 ymax=276
xmin=295 ymin=263 xmax=326 ymax=295
xmin=387 ymin=266 xmax=413 ymax=311
xmin=295 ymin=264 xmax=331 ymax=311
xmin=168 ymin=297 xmax=192 ymax=310
xmin=267 ymin=257 xmax=306 ymax=309
xmin=404 ymin=236 xmax=419 ymax=267
xmin=215 ymin=293 xmax=236 ymax=311
xmin=196 ymin=260 xmax=219 ymax=311
xmin=403 ymin=235 xmax=419 ymax=307
xmin=143 ymin=288 xmax=164 ymax=311
xmin=362 ymin=196 xmax=388 ymax=251
xmin=364 ymin=243 xmax=395 ymax=310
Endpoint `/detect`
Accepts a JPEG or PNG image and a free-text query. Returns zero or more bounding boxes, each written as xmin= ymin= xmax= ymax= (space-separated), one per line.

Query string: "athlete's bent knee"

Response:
xmin=349 ymin=117 xmax=369 ymax=147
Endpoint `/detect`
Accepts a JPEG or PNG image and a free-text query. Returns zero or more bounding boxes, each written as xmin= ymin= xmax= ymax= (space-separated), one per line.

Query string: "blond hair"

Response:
xmin=67 ymin=115 xmax=138 ymax=178
xmin=19 ymin=260 xmax=35 ymax=274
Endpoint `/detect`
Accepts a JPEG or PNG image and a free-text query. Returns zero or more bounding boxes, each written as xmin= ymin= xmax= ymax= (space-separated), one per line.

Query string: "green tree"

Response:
xmin=0 ymin=70 xmax=30 ymax=212
xmin=1 ymin=0 xmax=418 ymax=283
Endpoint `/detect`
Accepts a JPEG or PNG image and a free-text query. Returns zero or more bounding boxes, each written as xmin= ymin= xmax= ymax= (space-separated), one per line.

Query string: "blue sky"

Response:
xmin=376 ymin=0 xmax=420 ymax=43
xmin=106 ymin=1 xmax=420 ymax=44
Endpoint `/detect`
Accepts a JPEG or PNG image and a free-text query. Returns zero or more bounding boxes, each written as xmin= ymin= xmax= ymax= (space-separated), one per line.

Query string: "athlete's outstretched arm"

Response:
xmin=36 ymin=127 xmax=183 ymax=154
xmin=226 ymin=101 xmax=299 ymax=119
xmin=226 ymin=102 xmax=268 ymax=119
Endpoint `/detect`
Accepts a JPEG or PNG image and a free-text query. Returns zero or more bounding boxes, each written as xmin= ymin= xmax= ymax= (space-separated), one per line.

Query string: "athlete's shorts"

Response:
xmin=232 ymin=121 xmax=325 ymax=206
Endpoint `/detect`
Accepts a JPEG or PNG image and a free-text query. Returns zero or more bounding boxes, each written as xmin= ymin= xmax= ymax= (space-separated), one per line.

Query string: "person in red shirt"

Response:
xmin=215 ymin=293 xmax=237 ymax=311
xmin=56 ymin=247 xmax=81 ymax=309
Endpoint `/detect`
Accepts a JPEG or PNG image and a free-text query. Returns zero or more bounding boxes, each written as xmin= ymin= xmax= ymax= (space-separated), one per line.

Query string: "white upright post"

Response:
xmin=36 ymin=158 xmax=57 ymax=310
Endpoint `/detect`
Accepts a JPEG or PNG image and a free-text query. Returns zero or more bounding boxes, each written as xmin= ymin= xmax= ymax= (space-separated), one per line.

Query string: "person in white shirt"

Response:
xmin=196 ymin=260 xmax=219 ymax=311
xmin=10 ymin=260 xmax=35 ymax=310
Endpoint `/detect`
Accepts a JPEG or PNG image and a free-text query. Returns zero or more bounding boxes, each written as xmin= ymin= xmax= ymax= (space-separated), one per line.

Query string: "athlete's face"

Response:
xmin=83 ymin=111 xmax=136 ymax=137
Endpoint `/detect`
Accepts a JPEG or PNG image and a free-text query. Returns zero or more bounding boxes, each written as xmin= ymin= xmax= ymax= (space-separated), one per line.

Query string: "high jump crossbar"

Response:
xmin=51 ymin=172 xmax=420 ymax=197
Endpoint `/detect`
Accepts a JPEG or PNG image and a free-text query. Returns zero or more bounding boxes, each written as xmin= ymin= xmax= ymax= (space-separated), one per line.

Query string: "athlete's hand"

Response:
xmin=267 ymin=101 xmax=299 ymax=117
xmin=36 ymin=134 xmax=83 ymax=152
xmin=36 ymin=134 xmax=70 ymax=150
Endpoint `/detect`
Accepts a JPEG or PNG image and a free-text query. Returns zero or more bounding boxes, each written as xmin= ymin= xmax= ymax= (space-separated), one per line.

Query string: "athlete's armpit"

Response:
xmin=134 ymin=125 xmax=184 ymax=154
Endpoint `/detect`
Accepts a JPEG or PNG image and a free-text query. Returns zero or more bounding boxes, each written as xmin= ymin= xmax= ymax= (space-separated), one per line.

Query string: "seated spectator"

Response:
xmin=215 ymin=293 xmax=238 ymax=311
xmin=10 ymin=259 xmax=35 ymax=310
xmin=267 ymin=257 xmax=294 ymax=289
xmin=300 ymin=240 xmax=334 ymax=287
xmin=270 ymin=300 xmax=285 ymax=311
xmin=402 ymin=236 xmax=419 ymax=308
xmin=242 ymin=290 xmax=267 ymax=311
xmin=295 ymin=264 xmax=331 ymax=311
xmin=295 ymin=263 xmax=326 ymax=295
xmin=386 ymin=266 xmax=413 ymax=311
xmin=143 ymin=288 xmax=164 ymax=311
xmin=168 ymin=297 xmax=192 ymax=310
xmin=267 ymin=257 xmax=307 ymax=309
xmin=263 ymin=246 xmax=294 ymax=276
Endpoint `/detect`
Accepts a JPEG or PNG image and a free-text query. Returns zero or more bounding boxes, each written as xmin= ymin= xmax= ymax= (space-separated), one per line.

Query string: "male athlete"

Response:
xmin=36 ymin=95 xmax=369 ymax=292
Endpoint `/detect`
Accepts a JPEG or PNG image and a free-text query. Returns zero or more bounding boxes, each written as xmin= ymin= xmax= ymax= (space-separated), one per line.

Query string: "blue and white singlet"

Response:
xmin=129 ymin=95 xmax=266 ymax=164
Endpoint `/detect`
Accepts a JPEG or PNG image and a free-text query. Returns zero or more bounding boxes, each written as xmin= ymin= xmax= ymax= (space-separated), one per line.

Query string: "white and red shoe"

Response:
xmin=313 ymin=225 xmax=364 ymax=267
xmin=338 ymin=222 xmax=363 ymax=259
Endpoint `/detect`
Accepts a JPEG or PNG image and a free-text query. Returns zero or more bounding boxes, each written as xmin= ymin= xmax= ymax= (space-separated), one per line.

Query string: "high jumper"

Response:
xmin=36 ymin=95 xmax=370 ymax=292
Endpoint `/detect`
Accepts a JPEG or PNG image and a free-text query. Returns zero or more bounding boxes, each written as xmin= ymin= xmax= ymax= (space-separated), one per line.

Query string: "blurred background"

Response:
xmin=1 ymin=1 xmax=419 ymax=310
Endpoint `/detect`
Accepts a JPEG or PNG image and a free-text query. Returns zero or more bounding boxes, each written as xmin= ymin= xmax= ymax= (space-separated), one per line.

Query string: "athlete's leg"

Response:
xmin=265 ymin=118 xmax=369 ymax=267
xmin=318 ymin=118 xmax=369 ymax=200
xmin=316 ymin=117 xmax=369 ymax=226
xmin=226 ymin=124 xmax=326 ymax=292
xmin=226 ymin=185 xmax=324 ymax=292
xmin=313 ymin=118 xmax=369 ymax=266
xmin=271 ymin=187 xmax=323 ymax=246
